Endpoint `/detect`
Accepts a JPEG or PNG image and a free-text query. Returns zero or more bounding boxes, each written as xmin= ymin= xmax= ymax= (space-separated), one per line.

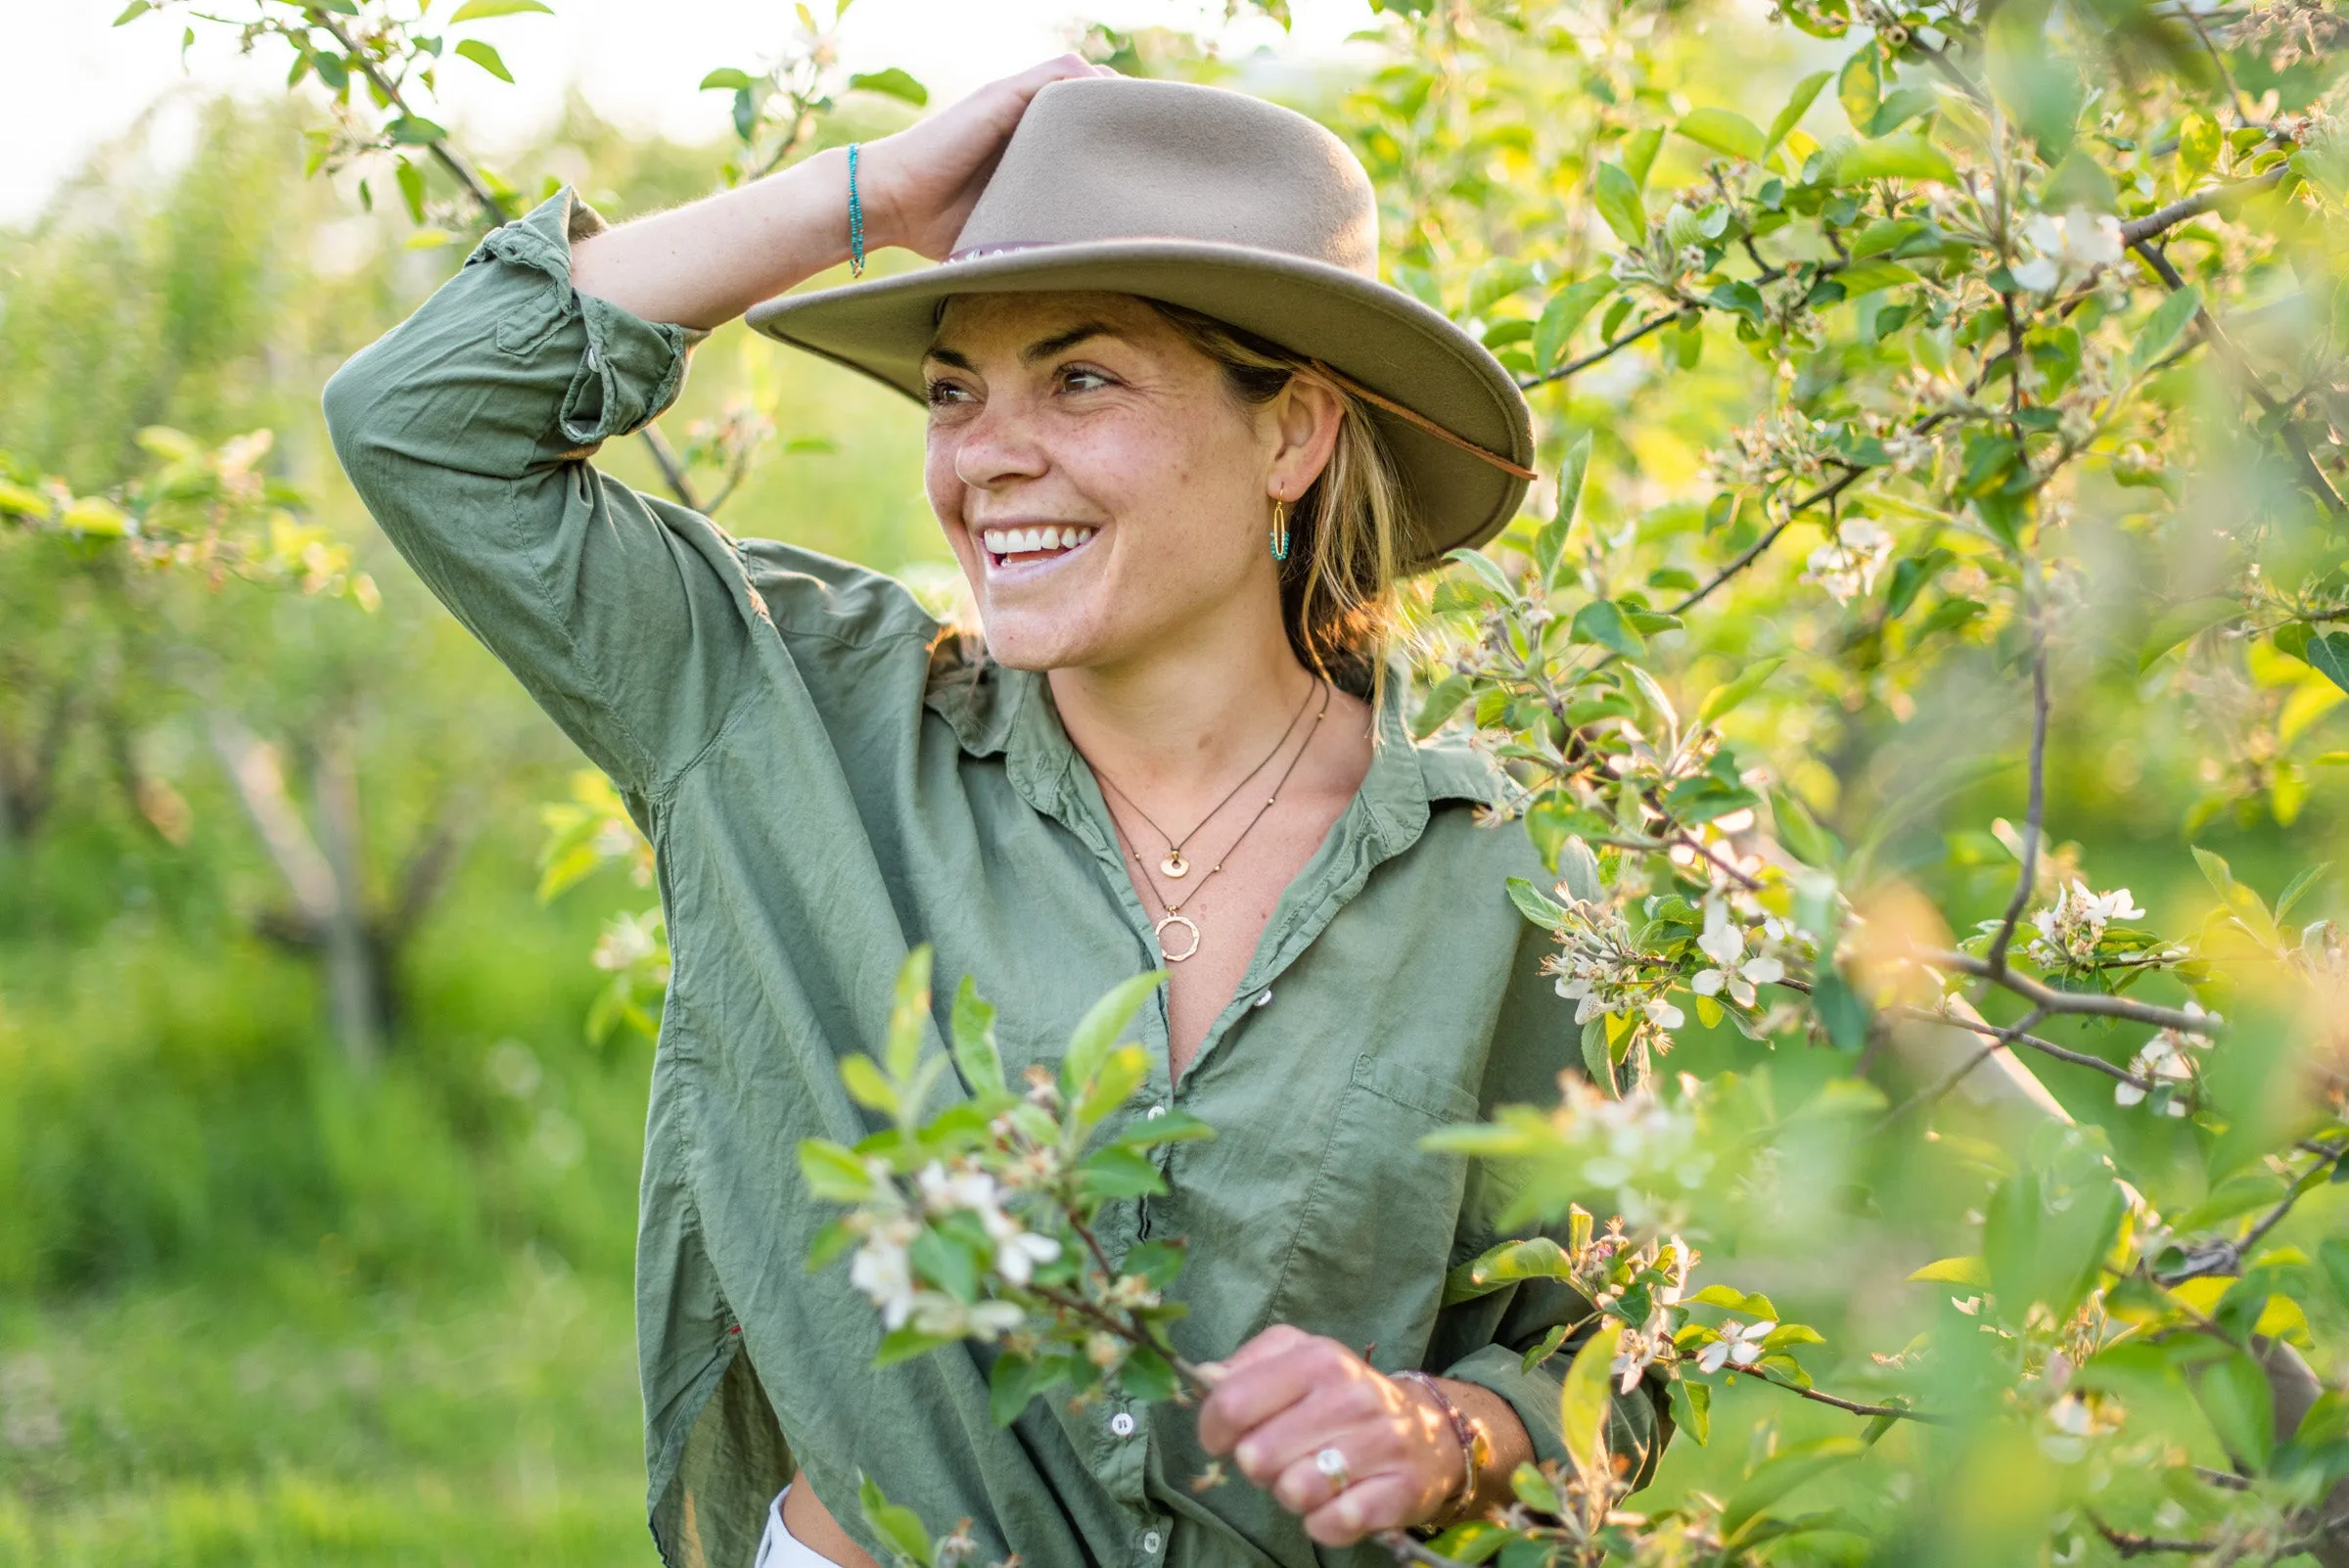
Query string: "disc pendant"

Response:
xmin=1161 ymin=850 xmax=1190 ymax=879
xmin=1155 ymin=912 xmax=1201 ymax=962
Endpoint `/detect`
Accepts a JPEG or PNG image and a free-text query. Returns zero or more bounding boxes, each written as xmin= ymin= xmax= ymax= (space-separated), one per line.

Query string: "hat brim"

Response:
xmin=744 ymin=240 xmax=1532 ymax=572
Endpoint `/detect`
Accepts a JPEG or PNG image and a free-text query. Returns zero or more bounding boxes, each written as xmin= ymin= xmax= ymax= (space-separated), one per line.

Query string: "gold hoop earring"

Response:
xmin=1269 ymin=498 xmax=1291 ymax=563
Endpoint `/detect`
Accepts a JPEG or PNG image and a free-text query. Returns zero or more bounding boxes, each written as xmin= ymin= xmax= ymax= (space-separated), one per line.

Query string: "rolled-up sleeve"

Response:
xmin=322 ymin=188 xmax=756 ymax=794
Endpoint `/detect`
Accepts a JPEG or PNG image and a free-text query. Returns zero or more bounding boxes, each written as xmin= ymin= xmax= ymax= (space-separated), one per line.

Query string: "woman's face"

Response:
xmin=922 ymin=291 xmax=1334 ymax=673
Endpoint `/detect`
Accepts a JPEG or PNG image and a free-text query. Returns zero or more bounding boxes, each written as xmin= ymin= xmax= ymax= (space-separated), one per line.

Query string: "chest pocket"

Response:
xmin=1258 ymin=1053 xmax=1481 ymax=1356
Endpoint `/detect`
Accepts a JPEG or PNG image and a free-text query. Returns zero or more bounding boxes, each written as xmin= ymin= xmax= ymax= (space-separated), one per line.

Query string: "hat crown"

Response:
xmin=949 ymin=76 xmax=1380 ymax=278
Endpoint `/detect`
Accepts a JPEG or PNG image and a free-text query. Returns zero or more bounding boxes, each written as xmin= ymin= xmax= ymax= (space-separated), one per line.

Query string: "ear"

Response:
xmin=1266 ymin=372 xmax=1345 ymax=503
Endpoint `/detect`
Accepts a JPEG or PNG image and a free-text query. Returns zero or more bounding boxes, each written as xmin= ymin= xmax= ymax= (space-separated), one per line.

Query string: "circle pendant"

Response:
xmin=1155 ymin=912 xmax=1201 ymax=962
xmin=1161 ymin=850 xmax=1190 ymax=879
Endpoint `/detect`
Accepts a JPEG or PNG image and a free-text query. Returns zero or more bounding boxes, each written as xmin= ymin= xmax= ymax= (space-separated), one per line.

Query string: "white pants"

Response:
xmin=757 ymin=1487 xmax=851 ymax=1568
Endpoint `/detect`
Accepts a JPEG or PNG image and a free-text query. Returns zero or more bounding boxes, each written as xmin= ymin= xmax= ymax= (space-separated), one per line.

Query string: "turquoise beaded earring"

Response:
xmin=1269 ymin=498 xmax=1291 ymax=563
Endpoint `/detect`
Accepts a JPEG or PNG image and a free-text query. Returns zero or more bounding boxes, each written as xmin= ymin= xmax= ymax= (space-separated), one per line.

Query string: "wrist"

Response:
xmin=1392 ymin=1370 xmax=1486 ymax=1533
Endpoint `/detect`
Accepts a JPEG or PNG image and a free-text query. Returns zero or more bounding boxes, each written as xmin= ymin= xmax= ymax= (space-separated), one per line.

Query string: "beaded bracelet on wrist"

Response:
xmin=1392 ymin=1369 xmax=1487 ymax=1536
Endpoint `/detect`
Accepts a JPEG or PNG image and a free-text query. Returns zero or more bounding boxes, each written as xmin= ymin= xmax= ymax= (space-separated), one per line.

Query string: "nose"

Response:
xmin=949 ymin=392 xmax=1050 ymax=494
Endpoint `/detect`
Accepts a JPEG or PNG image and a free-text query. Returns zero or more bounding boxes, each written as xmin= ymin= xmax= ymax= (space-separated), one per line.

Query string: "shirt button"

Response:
xmin=1254 ymin=989 xmax=1273 ymax=1008
xmin=1141 ymin=1531 xmax=1164 ymax=1554
xmin=1144 ymin=1104 xmax=1167 ymax=1120
xmin=1110 ymin=1411 xmax=1136 ymax=1437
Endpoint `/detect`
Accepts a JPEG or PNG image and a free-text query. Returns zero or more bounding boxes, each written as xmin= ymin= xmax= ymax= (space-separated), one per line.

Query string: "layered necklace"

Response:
xmin=1088 ymin=678 xmax=1331 ymax=963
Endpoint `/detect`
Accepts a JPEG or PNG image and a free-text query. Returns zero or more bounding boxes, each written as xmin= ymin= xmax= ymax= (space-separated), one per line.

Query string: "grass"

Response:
xmin=0 ymin=1259 xmax=650 ymax=1567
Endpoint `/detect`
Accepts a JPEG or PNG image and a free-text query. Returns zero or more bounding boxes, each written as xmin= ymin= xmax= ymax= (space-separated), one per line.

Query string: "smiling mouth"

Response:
xmin=979 ymin=525 xmax=1099 ymax=569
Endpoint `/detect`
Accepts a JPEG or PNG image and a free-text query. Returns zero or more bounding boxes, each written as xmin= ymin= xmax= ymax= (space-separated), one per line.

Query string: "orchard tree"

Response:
xmin=53 ymin=0 xmax=2349 ymax=1560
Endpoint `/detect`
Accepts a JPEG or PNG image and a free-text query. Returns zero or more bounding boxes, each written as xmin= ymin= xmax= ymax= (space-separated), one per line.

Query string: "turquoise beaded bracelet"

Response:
xmin=846 ymin=142 xmax=866 ymax=278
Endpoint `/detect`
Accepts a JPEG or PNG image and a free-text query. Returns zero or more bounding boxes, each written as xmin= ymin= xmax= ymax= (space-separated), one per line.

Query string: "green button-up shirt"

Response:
xmin=323 ymin=191 xmax=1665 ymax=1568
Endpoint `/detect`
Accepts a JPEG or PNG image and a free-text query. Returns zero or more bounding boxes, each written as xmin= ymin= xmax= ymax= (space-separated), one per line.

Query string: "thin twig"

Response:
xmin=1868 ymin=1006 xmax=2050 ymax=1133
xmin=2131 ymin=240 xmax=2345 ymax=518
xmin=2118 ymin=166 xmax=2290 ymax=247
xmin=1727 ymin=1364 xmax=1953 ymax=1425
xmin=1773 ymin=977 xmax=2163 ymax=1089
xmin=1908 ymin=36 xmax=1991 ymax=106
xmin=303 ymin=9 xmax=506 ymax=220
xmin=2091 ymin=1515 xmax=2219 ymax=1558
xmin=1519 ymin=310 xmax=1683 ymax=390
xmin=1920 ymin=949 xmax=2218 ymax=1034
xmin=2157 ymin=1140 xmax=2349 ymax=1284
xmin=637 ymin=424 xmax=706 ymax=513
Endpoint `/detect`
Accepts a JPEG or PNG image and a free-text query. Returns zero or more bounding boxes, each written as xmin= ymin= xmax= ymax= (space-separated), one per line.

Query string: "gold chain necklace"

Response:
xmin=1090 ymin=677 xmax=1317 ymax=881
xmin=1095 ymin=680 xmax=1330 ymax=962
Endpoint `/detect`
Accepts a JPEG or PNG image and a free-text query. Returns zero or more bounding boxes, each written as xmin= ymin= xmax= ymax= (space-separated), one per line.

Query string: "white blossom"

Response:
xmin=2026 ymin=880 xmax=2146 ymax=970
xmin=850 ymin=1228 xmax=917 ymax=1329
xmin=1801 ymin=520 xmax=1894 ymax=604
xmin=1696 ymin=1317 xmax=1774 ymax=1373
xmin=2012 ymin=207 xmax=2124 ymax=294
xmin=2114 ymin=1002 xmax=2214 ymax=1115
xmin=1689 ymin=899 xmax=1791 ymax=1007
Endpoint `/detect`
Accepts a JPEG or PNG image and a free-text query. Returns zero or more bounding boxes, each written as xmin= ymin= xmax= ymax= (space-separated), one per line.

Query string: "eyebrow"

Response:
xmin=921 ymin=323 xmax=1124 ymax=371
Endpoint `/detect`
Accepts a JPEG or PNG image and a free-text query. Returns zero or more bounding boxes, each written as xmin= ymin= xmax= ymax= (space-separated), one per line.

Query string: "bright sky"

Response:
xmin=0 ymin=0 xmax=1380 ymax=226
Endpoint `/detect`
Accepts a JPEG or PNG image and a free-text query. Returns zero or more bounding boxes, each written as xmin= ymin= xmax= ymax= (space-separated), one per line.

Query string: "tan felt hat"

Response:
xmin=746 ymin=75 xmax=1535 ymax=572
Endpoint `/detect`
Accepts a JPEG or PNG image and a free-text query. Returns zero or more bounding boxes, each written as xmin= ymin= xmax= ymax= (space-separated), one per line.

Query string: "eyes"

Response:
xmin=923 ymin=363 xmax=1119 ymax=409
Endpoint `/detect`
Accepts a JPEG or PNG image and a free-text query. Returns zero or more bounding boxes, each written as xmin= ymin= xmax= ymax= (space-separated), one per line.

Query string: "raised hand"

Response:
xmin=857 ymin=55 xmax=1111 ymax=260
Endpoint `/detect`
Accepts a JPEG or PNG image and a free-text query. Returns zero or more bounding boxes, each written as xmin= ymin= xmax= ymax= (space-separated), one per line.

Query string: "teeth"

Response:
xmin=981 ymin=526 xmax=1096 ymax=557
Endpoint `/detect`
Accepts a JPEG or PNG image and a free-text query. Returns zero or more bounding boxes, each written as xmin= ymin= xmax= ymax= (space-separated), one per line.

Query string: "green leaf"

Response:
xmin=2139 ymin=597 xmax=2241 ymax=669
xmin=1535 ymin=434 xmax=1594 ymax=588
xmin=1445 ymin=545 xmax=1515 ymax=597
xmin=2274 ymin=862 xmax=2330 ymax=924
xmin=1121 ymin=1239 xmax=1188 ymax=1291
xmin=1676 ymin=107 xmax=1766 ymax=162
xmin=1699 ymin=657 xmax=1784 ymax=724
xmin=1868 ymin=86 xmax=1939 ymax=137
xmin=453 ymin=38 xmax=513 ymax=80
xmin=1810 ymin=969 xmax=1870 ymax=1049
xmin=840 ymin=1054 xmax=898 ymax=1116
xmin=699 ymin=68 xmax=756 ymax=90
xmin=909 ymin=1227 xmax=980 ymax=1302
xmin=1411 ymin=674 xmax=1472 ymax=738
xmin=1836 ymin=43 xmax=1881 ymax=133
xmin=1722 ymin=1436 xmax=1866 ymax=1539
xmin=1772 ymin=789 xmax=1844 ymax=869
xmin=2132 ymin=286 xmax=2202 ymax=374
xmin=1558 ymin=1325 xmax=1618 ymax=1485
xmin=1570 ymin=599 xmax=1644 ymax=658
xmin=1767 ymin=70 xmax=1832 ymax=152
xmin=1532 ymin=281 xmax=1614 ymax=377
xmin=2177 ymin=112 xmax=2221 ymax=185
xmin=948 ymin=976 xmax=1005 ymax=1097
xmin=1468 ymin=1237 xmax=1575 ymax=1287
xmin=1581 ymin=1014 xmax=1618 ymax=1097
xmin=1109 ymin=1108 xmax=1214 ymax=1150
xmin=872 ymin=1325 xmax=954 ymax=1370
xmin=886 ymin=946 xmax=934 ymax=1083
xmin=858 ymin=1472 xmax=937 ymax=1565
xmin=1827 ymin=259 xmax=1921 ymax=296
xmin=2320 ymin=1238 xmax=2349 ymax=1307
xmin=798 ymin=1138 xmax=877 ymax=1202
xmin=1593 ymin=162 xmax=1647 ymax=247
xmin=2306 ymin=631 xmax=2349 ymax=694
xmin=113 ymin=1 xmax=152 ymax=23
xmin=1521 ymin=1323 xmax=1573 ymax=1374
xmin=1060 ymin=970 xmax=1167 ymax=1100
xmin=1505 ymin=876 xmax=1574 ymax=931
xmin=849 ymin=68 xmax=930 ymax=106
xmin=1074 ymin=1043 xmax=1151 ymax=1131
xmin=1834 ymin=134 xmax=1958 ymax=185
xmin=386 ymin=115 xmax=449 ymax=146
xmin=2194 ymin=1350 xmax=2277 ymax=1471
xmin=394 ymin=158 xmax=428 ymax=225
xmin=989 ymin=1350 xmax=1054 ymax=1426
xmin=1118 ymin=1346 xmax=1177 ymax=1403
xmin=1622 ymin=126 xmax=1665 ymax=189
xmin=1908 ymin=1256 xmax=1991 ymax=1285
xmin=1077 ymin=1144 xmax=1167 ymax=1200
xmin=1670 ymin=1379 xmax=1712 ymax=1446
xmin=447 ymin=0 xmax=554 ymax=21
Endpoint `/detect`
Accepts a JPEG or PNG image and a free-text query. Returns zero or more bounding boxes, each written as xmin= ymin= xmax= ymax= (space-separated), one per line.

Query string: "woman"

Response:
xmin=323 ymin=57 xmax=1665 ymax=1568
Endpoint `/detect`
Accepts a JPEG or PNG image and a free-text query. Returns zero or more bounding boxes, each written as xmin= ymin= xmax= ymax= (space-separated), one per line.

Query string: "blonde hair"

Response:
xmin=1144 ymin=300 xmax=1409 ymax=702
